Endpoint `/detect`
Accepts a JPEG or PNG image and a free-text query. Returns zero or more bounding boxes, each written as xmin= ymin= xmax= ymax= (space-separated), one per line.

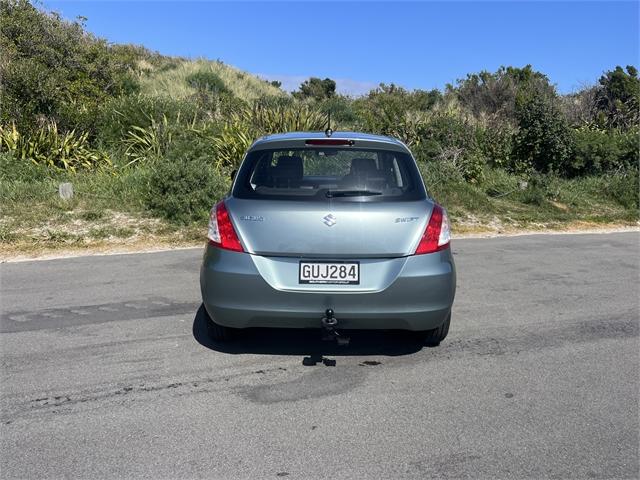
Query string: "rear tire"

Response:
xmin=202 ymin=306 xmax=234 ymax=342
xmin=422 ymin=312 xmax=451 ymax=346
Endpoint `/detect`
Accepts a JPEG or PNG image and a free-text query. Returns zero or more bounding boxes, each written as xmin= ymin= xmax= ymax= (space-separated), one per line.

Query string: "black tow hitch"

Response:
xmin=321 ymin=309 xmax=350 ymax=346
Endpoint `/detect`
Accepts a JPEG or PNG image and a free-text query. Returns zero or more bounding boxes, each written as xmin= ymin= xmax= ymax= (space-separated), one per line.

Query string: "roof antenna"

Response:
xmin=324 ymin=110 xmax=333 ymax=137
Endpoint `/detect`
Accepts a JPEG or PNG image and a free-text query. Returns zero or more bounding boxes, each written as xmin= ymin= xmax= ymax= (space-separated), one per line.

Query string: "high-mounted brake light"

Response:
xmin=207 ymin=201 xmax=244 ymax=252
xmin=414 ymin=204 xmax=451 ymax=254
xmin=305 ymin=139 xmax=355 ymax=146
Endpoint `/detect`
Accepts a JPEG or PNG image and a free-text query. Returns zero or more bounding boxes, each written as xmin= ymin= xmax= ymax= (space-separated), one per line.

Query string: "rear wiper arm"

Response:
xmin=326 ymin=189 xmax=383 ymax=198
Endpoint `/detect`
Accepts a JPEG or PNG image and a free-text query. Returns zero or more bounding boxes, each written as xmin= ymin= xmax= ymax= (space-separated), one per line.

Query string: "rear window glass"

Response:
xmin=233 ymin=148 xmax=426 ymax=202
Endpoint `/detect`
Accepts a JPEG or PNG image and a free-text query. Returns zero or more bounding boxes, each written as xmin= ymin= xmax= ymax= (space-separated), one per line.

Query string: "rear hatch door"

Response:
xmin=228 ymin=197 xmax=432 ymax=258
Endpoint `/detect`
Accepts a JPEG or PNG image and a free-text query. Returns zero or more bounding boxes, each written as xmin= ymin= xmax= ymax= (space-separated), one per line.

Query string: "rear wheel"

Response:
xmin=422 ymin=313 xmax=451 ymax=346
xmin=202 ymin=306 xmax=235 ymax=342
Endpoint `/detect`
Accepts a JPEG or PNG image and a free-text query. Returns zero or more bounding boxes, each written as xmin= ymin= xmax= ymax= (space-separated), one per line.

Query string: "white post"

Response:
xmin=59 ymin=182 xmax=74 ymax=200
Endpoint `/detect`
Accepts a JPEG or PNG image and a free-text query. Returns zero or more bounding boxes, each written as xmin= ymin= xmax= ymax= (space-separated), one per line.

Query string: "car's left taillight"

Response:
xmin=414 ymin=203 xmax=451 ymax=254
xmin=207 ymin=201 xmax=244 ymax=252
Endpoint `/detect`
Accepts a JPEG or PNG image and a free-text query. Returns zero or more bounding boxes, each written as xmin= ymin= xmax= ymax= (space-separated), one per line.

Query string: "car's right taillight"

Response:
xmin=414 ymin=204 xmax=450 ymax=254
xmin=207 ymin=201 xmax=244 ymax=252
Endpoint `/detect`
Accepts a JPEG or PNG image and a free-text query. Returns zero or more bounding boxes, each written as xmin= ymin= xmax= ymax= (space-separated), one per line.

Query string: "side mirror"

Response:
xmin=230 ymin=169 xmax=237 ymax=181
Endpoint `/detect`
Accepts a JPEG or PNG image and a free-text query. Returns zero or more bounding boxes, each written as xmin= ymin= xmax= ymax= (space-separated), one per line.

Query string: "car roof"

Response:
xmin=248 ymin=131 xmax=411 ymax=153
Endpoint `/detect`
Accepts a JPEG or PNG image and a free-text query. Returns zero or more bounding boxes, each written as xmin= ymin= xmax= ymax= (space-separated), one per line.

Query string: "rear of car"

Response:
xmin=200 ymin=132 xmax=456 ymax=343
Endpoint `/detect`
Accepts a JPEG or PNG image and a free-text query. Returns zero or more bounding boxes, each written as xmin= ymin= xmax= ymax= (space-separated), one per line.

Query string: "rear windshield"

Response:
xmin=232 ymin=148 xmax=426 ymax=202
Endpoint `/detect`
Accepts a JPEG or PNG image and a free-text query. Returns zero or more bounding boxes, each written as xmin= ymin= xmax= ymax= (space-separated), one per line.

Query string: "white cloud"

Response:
xmin=256 ymin=73 xmax=378 ymax=97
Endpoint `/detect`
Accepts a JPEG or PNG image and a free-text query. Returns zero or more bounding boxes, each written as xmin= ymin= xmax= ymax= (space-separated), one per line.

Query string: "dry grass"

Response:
xmin=0 ymin=208 xmax=205 ymax=260
xmin=137 ymin=59 xmax=284 ymax=102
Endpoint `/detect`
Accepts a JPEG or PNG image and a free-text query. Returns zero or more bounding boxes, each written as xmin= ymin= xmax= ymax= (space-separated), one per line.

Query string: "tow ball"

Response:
xmin=321 ymin=309 xmax=350 ymax=346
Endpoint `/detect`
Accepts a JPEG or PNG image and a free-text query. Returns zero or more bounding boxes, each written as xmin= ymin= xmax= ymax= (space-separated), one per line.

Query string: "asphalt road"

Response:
xmin=1 ymin=232 xmax=638 ymax=479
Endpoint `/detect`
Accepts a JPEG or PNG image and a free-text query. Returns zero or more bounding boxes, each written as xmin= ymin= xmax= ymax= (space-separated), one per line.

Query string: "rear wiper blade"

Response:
xmin=326 ymin=189 xmax=383 ymax=198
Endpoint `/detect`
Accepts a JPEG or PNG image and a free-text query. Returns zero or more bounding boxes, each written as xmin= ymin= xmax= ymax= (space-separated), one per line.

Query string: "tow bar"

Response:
xmin=321 ymin=309 xmax=350 ymax=346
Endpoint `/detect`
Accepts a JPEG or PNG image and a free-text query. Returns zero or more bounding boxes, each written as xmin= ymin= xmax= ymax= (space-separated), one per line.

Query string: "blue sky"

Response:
xmin=45 ymin=1 xmax=639 ymax=96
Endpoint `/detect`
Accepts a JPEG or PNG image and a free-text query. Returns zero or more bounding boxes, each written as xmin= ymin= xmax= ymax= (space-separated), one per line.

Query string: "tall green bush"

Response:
xmin=571 ymin=127 xmax=639 ymax=175
xmin=146 ymin=141 xmax=229 ymax=223
xmin=317 ymin=95 xmax=358 ymax=127
xmin=595 ymin=66 xmax=640 ymax=129
xmin=513 ymin=96 xmax=573 ymax=174
xmin=453 ymin=65 xmax=555 ymax=121
xmin=353 ymin=83 xmax=441 ymax=135
xmin=476 ymin=121 xmax=515 ymax=169
xmin=0 ymin=0 xmax=141 ymax=133
xmin=413 ymin=110 xmax=486 ymax=182
xmin=186 ymin=70 xmax=229 ymax=95
xmin=293 ymin=77 xmax=336 ymax=101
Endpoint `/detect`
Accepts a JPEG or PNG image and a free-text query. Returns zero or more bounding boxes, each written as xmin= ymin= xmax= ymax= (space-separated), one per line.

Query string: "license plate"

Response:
xmin=299 ymin=261 xmax=360 ymax=285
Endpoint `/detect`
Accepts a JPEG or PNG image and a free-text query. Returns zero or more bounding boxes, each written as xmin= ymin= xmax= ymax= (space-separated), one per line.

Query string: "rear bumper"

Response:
xmin=200 ymin=245 xmax=456 ymax=331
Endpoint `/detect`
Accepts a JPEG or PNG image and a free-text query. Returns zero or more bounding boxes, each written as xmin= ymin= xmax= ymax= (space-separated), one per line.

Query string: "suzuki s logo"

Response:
xmin=323 ymin=214 xmax=337 ymax=227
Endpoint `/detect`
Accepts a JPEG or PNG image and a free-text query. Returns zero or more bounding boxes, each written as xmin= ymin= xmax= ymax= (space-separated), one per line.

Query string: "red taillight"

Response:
xmin=207 ymin=201 xmax=244 ymax=252
xmin=305 ymin=139 xmax=355 ymax=146
xmin=415 ymin=204 xmax=451 ymax=255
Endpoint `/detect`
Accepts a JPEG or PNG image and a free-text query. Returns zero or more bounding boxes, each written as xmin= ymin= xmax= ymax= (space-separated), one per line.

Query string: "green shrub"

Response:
xmin=454 ymin=151 xmax=485 ymax=184
xmin=186 ymin=70 xmax=229 ymax=95
xmin=519 ymin=173 xmax=550 ymax=205
xmin=570 ymin=127 xmax=639 ymax=175
xmin=0 ymin=0 xmax=140 ymax=133
xmin=123 ymin=113 xmax=223 ymax=168
xmin=292 ymin=77 xmax=336 ymax=101
xmin=210 ymin=103 xmax=326 ymax=169
xmin=248 ymin=102 xmax=326 ymax=133
xmin=513 ymin=95 xmax=573 ymax=174
xmin=168 ymin=129 xmax=218 ymax=161
xmin=353 ymin=83 xmax=441 ymax=134
xmin=122 ymin=114 xmax=176 ymax=167
xmin=317 ymin=95 xmax=358 ymax=127
xmin=189 ymin=89 xmax=248 ymax=118
xmin=145 ymin=147 xmax=229 ymax=223
xmin=211 ymin=121 xmax=254 ymax=169
xmin=96 ymin=94 xmax=200 ymax=148
xmin=476 ymin=122 xmax=515 ymax=169
xmin=184 ymin=69 xmax=247 ymax=114
xmin=453 ymin=65 xmax=555 ymax=121
xmin=0 ymin=122 xmax=111 ymax=172
xmin=595 ymin=66 xmax=640 ymax=129
xmin=415 ymin=111 xmax=478 ymax=157
xmin=413 ymin=111 xmax=486 ymax=182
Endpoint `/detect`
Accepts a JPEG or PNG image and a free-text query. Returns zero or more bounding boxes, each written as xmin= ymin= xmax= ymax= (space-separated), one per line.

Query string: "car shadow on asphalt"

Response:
xmin=192 ymin=305 xmax=425 ymax=364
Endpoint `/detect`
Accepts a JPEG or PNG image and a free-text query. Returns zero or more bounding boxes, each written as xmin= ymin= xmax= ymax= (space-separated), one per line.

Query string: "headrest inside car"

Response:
xmin=350 ymin=158 xmax=377 ymax=176
xmin=270 ymin=156 xmax=303 ymax=187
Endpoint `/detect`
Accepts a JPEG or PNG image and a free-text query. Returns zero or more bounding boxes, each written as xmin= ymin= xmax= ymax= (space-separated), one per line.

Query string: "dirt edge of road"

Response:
xmin=1 ymin=222 xmax=638 ymax=263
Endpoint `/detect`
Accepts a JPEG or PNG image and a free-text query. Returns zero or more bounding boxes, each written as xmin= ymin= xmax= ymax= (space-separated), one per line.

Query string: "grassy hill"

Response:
xmin=137 ymin=58 xmax=284 ymax=101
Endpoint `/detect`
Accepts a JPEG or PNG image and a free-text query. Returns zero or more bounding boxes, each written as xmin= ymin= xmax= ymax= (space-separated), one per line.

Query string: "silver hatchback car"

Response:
xmin=200 ymin=132 xmax=456 ymax=345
